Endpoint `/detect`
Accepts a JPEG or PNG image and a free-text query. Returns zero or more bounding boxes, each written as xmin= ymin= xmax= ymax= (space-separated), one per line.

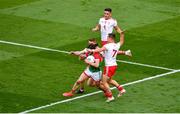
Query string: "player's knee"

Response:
xmin=95 ymin=81 xmax=100 ymax=86
xmin=87 ymin=82 xmax=95 ymax=87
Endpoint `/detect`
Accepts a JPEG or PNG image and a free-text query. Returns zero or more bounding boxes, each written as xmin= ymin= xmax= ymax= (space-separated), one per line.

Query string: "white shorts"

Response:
xmin=84 ymin=68 xmax=102 ymax=81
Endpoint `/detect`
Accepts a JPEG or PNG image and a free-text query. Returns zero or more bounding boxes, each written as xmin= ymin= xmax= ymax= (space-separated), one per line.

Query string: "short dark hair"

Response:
xmin=104 ymin=8 xmax=112 ymax=13
xmin=108 ymin=33 xmax=116 ymax=40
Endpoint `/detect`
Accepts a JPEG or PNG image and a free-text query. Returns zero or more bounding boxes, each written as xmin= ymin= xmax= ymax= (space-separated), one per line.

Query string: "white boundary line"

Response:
xmin=0 ymin=40 xmax=176 ymax=71
xmin=19 ymin=70 xmax=180 ymax=114
xmin=116 ymin=60 xmax=175 ymax=71
xmin=0 ymin=40 xmax=179 ymax=113
xmin=0 ymin=40 xmax=70 ymax=54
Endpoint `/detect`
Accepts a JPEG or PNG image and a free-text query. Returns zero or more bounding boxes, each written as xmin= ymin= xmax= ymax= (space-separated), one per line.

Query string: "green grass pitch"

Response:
xmin=0 ymin=0 xmax=180 ymax=113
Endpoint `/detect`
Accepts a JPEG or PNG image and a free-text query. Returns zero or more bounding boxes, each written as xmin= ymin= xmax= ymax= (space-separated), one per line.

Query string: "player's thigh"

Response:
xmin=78 ymin=72 xmax=89 ymax=82
xmin=87 ymin=78 xmax=95 ymax=86
xmin=102 ymin=74 xmax=109 ymax=83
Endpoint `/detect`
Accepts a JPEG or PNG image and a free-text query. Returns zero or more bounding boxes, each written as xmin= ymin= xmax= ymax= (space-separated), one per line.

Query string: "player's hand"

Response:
xmin=79 ymin=54 xmax=86 ymax=60
xmin=84 ymin=59 xmax=90 ymax=64
xmin=125 ymin=50 xmax=132 ymax=57
xmin=69 ymin=51 xmax=75 ymax=55
xmin=120 ymin=30 xmax=125 ymax=34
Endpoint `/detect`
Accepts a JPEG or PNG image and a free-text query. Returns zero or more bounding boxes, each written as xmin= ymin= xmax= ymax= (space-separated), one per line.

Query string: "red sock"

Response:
xmin=117 ymin=85 xmax=123 ymax=91
xmin=71 ymin=89 xmax=75 ymax=93
xmin=105 ymin=91 xmax=112 ymax=98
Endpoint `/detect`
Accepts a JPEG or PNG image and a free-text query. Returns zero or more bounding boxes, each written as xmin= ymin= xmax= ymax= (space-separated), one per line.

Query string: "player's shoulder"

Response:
xmin=115 ymin=42 xmax=121 ymax=47
xmin=104 ymin=43 xmax=113 ymax=49
xmin=104 ymin=43 xmax=110 ymax=47
xmin=110 ymin=17 xmax=117 ymax=22
xmin=99 ymin=17 xmax=105 ymax=21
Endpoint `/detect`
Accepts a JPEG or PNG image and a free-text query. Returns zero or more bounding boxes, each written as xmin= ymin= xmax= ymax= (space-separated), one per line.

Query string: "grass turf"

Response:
xmin=0 ymin=0 xmax=179 ymax=113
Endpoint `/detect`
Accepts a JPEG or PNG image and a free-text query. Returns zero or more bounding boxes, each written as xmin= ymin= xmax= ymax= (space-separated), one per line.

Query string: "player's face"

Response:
xmin=104 ymin=11 xmax=111 ymax=20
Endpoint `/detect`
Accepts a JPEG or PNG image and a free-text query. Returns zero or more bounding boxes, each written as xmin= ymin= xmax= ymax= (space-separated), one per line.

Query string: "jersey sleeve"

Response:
xmin=113 ymin=19 xmax=118 ymax=27
xmin=104 ymin=44 xmax=110 ymax=50
xmin=116 ymin=42 xmax=121 ymax=48
xmin=98 ymin=18 xmax=101 ymax=25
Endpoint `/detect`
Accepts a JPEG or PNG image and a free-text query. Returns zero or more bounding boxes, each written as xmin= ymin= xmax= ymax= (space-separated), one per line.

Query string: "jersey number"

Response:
xmin=112 ymin=49 xmax=118 ymax=57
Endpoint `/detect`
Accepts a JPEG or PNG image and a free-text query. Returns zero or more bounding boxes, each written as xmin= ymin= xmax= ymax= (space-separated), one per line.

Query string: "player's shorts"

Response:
xmin=84 ymin=68 xmax=102 ymax=81
xmin=103 ymin=66 xmax=117 ymax=78
xmin=101 ymin=41 xmax=108 ymax=46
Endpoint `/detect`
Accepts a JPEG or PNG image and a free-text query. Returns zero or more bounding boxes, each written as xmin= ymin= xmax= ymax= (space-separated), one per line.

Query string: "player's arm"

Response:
xmin=87 ymin=46 xmax=106 ymax=53
xmin=114 ymin=25 xmax=125 ymax=46
xmin=92 ymin=46 xmax=106 ymax=53
xmin=119 ymin=30 xmax=125 ymax=46
xmin=118 ymin=50 xmax=132 ymax=57
xmin=85 ymin=59 xmax=100 ymax=68
xmin=114 ymin=25 xmax=123 ymax=34
xmin=70 ymin=48 xmax=87 ymax=56
xmin=92 ymin=24 xmax=100 ymax=32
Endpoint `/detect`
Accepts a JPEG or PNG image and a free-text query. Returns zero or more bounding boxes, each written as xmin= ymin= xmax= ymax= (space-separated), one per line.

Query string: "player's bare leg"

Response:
xmin=102 ymin=74 xmax=114 ymax=102
xmin=96 ymin=81 xmax=107 ymax=94
xmin=87 ymin=78 xmax=107 ymax=94
xmin=76 ymin=82 xmax=85 ymax=94
xmin=109 ymin=79 xmax=126 ymax=97
xmin=87 ymin=78 xmax=96 ymax=87
xmin=63 ymin=73 xmax=89 ymax=97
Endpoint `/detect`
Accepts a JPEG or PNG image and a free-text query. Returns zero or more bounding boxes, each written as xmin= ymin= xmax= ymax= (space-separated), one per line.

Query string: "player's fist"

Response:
xmin=69 ymin=51 xmax=75 ymax=55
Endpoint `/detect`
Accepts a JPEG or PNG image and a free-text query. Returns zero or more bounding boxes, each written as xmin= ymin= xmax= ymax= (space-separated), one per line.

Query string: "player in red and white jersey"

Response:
xmin=92 ymin=8 xmax=123 ymax=45
xmin=92 ymin=8 xmax=132 ymax=56
xmin=88 ymin=33 xmax=126 ymax=102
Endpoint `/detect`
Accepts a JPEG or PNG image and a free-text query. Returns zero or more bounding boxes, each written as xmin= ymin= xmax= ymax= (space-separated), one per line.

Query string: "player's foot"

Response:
xmin=63 ymin=92 xmax=74 ymax=97
xmin=125 ymin=50 xmax=132 ymax=57
xmin=75 ymin=88 xmax=84 ymax=94
xmin=106 ymin=96 xmax=115 ymax=103
xmin=117 ymin=89 xmax=126 ymax=97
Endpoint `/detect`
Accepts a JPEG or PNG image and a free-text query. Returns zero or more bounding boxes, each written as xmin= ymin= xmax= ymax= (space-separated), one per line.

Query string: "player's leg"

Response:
xmin=72 ymin=72 xmax=89 ymax=91
xmin=63 ymin=72 xmax=89 ymax=97
xmin=95 ymin=80 xmax=107 ymax=94
xmin=107 ymin=66 xmax=126 ymax=97
xmin=76 ymin=81 xmax=85 ymax=94
xmin=102 ymin=66 xmax=115 ymax=102
xmin=87 ymin=78 xmax=96 ymax=87
xmin=102 ymin=74 xmax=114 ymax=102
xmin=90 ymin=71 xmax=107 ymax=93
xmin=109 ymin=79 xmax=126 ymax=97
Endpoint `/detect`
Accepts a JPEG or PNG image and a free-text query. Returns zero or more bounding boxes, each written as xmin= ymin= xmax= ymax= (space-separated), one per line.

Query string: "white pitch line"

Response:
xmin=116 ymin=60 xmax=175 ymax=71
xmin=0 ymin=40 xmax=176 ymax=71
xmin=0 ymin=40 xmax=70 ymax=54
xmin=19 ymin=70 xmax=180 ymax=114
